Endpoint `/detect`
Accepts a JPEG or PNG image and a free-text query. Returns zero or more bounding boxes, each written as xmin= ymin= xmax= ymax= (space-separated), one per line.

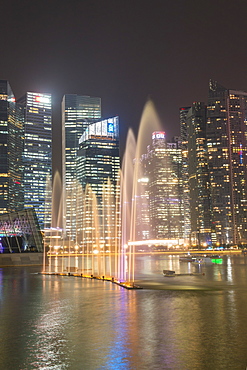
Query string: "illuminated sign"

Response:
xmin=152 ymin=131 xmax=165 ymax=140
xmin=108 ymin=122 xmax=114 ymax=133
xmin=35 ymin=95 xmax=50 ymax=104
xmin=79 ymin=117 xmax=118 ymax=143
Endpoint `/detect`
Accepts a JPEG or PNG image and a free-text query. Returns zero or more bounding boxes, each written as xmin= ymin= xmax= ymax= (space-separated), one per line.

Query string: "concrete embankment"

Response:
xmin=0 ymin=253 xmax=45 ymax=267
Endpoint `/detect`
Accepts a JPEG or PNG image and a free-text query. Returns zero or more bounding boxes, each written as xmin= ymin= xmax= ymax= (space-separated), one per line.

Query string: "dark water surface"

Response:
xmin=1 ymin=254 xmax=247 ymax=369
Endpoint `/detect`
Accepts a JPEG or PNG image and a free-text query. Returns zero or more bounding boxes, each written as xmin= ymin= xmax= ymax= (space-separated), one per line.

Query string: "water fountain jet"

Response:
xmin=44 ymin=100 xmax=162 ymax=288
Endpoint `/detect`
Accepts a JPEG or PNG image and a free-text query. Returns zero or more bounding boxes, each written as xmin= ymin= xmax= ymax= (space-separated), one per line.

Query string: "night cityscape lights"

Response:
xmin=0 ymin=81 xmax=23 ymax=214
xmin=17 ymin=91 xmax=52 ymax=230
xmin=1 ymin=79 xmax=247 ymax=256
xmin=77 ymin=117 xmax=120 ymax=252
xmin=62 ymin=94 xmax=101 ymax=240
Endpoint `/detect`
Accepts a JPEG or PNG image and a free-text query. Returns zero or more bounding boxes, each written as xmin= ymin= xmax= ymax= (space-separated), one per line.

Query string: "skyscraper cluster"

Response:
xmin=180 ymin=80 xmax=247 ymax=247
xmin=131 ymin=80 xmax=247 ymax=248
xmin=62 ymin=94 xmax=120 ymax=249
xmin=0 ymin=80 xmax=52 ymax=231
xmin=1 ymin=78 xmax=247 ymax=250
xmin=0 ymin=81 xmax=120 ymax=252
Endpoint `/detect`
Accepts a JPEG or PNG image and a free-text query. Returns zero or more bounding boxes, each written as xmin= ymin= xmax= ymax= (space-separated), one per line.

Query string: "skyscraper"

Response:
xmin=77 ymin=117 xmax=120 ymax=251
xmin=207 ymin=80 xmax=247 ymax=245
xmin=0 ymin=80 xmax=24 ymax=214
xmin=148 ymin=132 xmax=183 ymax=240
xmin=179 ymin=106 xmax=191 ymax=244
xmin=18 ymin=92 xmax=52 ymax=229
xmin=62 ymin=94 xmax=101 ymax=239
xmin=186 ymin=102 xmax=212 ymax=247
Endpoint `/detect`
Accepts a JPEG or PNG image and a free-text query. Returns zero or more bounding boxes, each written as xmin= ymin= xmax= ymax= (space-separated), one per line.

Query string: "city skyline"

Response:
xmin=2 ymin=0 xmax=247 ymax=174
xmin=2 ymin=81 xmax=247 ymax=248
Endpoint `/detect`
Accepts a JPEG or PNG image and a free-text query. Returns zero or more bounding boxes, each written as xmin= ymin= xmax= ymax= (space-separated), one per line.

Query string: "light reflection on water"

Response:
xmin=1 ymin=255 xmax=247 ymax=369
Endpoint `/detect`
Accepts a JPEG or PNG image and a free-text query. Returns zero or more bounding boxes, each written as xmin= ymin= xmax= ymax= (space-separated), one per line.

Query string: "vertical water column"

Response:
xmin=115 ymin=171 xmax=121 ymax=281
xmin=121 ymin=129 xmax=136 ymax=282
xmin=129 ymin=100 xmax=162 ymax=282
xmin=43 ymin=175 xmax=52 ymax=272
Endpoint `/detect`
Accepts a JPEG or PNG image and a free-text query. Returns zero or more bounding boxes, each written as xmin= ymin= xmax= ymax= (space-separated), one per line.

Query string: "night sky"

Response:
xmin=2 ymin=0 xmax=247 ymax=174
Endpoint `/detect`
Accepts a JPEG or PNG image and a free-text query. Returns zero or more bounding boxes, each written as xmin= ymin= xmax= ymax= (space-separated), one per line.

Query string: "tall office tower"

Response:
xmin=186 ymin=102 xmax=212 ymax=247
xmin=207 ymin=80 xmax=247 ymax=245
xmin=62 ymin=94 xmax=101 ymax=239
xmin=179 ymin=106 xmax=191 ymax=244
xmin=18 ymin=92 xmax=52 ymax=229
xmin=0 ymin=80 xmax=24 ymax=214
xmin=148 ymin=132 xmax=183 ymax=240
xmin=77 ymin=117 xmax=120 ymax=251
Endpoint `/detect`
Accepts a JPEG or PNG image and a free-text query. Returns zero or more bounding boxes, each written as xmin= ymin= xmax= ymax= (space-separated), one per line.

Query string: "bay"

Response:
xmin=1 ymin=254 xmax=247 ymax=369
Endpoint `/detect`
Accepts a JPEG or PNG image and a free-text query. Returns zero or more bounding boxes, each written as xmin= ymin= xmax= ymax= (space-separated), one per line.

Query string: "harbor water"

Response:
xmin=1 ymin=254 xmax=247 ymax=369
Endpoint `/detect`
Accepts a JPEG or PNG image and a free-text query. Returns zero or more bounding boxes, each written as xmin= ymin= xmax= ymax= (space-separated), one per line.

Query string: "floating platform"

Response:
xmin=163 ymin=270 xmax=205 ymax=277
xmin=40 ymin=271 xmax=142 ymax=289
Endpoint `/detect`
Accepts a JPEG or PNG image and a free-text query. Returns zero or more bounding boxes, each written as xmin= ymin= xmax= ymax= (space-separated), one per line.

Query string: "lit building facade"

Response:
xmin=179 ymin=106 xmax=191 ymax=244
xmin=62 ymin=94 xmax=101 ymax=239
xmin=18 ymin=92 xmax=52 ymax=229
xmin=0 ymin=208 xmax=43 ymax=253
xmin=186 ymin=102 xmax=212 ymax=247
xmin=0 ymin=80 xmax=24 ymax=214
xmin=148 ymin=132 xmax=183 ymax=240
xmin=77 ymin=117 xmax=120 ymax=251
xmin=207 ymin=80 xmax=247 ymax=245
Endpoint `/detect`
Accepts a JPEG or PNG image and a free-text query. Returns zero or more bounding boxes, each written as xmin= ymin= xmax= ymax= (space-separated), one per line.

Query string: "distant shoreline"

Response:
xmin=0 ymin=252 xmax=45 ymax=267
xmin=0 ymin=249 xmax=242 ymax=268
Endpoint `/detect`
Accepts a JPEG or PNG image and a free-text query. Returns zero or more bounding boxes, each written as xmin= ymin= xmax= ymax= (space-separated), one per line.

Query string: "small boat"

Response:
xmin=179 ymin=254 xmax=198 ymax=262
xmin=210 ymin=255 xmax=221 ymax=259
xmin=163 ymin=270 xmax=205 ymax=277
xmin=192 ymin=257 xmax=204 ymax=264
xmin=192 ymin=255 xmax=222 ymax=264
xmin=163 ymin=270 xmax=176 ymax=277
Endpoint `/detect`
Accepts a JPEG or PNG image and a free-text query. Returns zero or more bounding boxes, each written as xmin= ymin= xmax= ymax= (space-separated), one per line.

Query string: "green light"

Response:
xmin=211 ymin=258 xmax=223 ymax=264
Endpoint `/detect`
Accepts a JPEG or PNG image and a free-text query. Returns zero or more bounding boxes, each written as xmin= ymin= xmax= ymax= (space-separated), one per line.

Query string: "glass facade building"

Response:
xmin=77 ymin=117 xmax=120 ymax=251
xmin=18 ymin=92 xmax=52 ymax=230
xmin=148 ymin=132 xmax=183 ymax=240
xmin=207 ymin=80 xmax=247 ymax=245
xmin=0 ymin=80 xmax=24 ymax=214
xmin=0 ymin=208 xmax=43 ymax=253
xmin=186 ymin=102 xmax=212 ymax=247
xmin=179 ymin=106 xmax=191 ymax=244
xmin=62 ymin=94 xmax=101 ymax=239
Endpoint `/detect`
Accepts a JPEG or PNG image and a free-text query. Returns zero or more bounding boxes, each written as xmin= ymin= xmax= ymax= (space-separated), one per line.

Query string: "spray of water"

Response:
xmin=45 ymin=100 xmax=162 ymax=284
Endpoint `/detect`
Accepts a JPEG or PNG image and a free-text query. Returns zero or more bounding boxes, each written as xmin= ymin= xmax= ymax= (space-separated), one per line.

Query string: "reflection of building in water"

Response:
xmin=0 ymin=208 xmax=43 ymax=253
xmin=147 ymin=132 xmax=183 ymax=240
xmin=77 ymin=117 xmax=120 ymax=251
